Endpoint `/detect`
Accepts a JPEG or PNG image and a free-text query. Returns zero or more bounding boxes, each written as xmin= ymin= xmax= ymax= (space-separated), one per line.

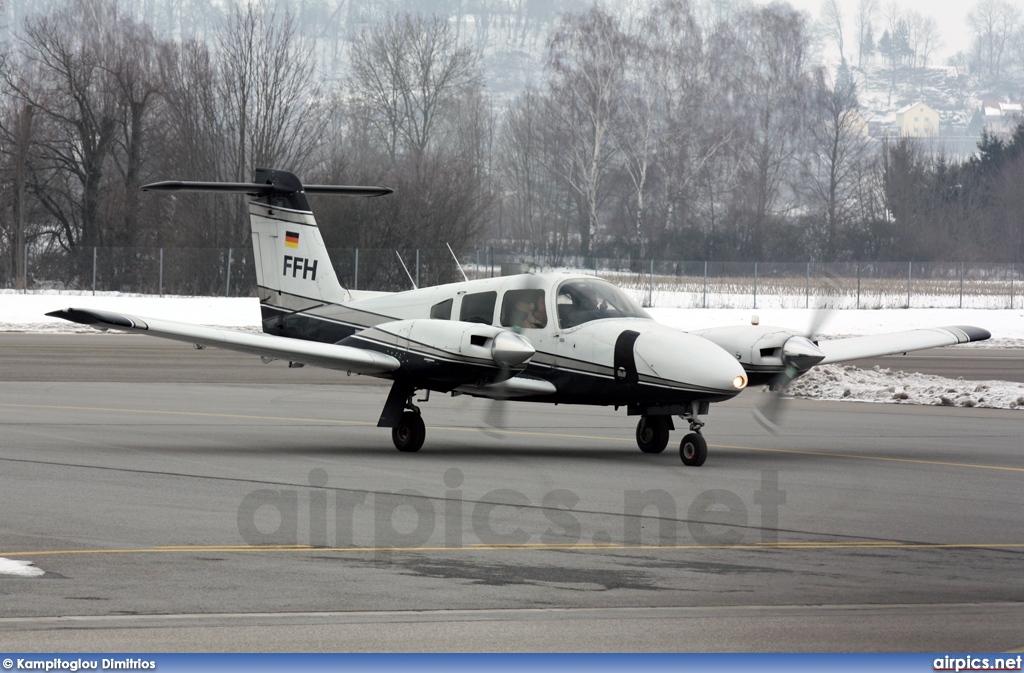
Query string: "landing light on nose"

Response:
xmin=733 ymin=374 xmax=748 ymax=390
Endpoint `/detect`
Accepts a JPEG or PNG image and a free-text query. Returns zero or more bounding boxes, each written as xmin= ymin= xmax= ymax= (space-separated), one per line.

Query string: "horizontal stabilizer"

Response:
xmin=46 ymin=308 xmax=400 ymax=375
xmin=818 ymin=325 xmax=991 ymax=364
xmin=142 ymin=181 xmax=392 ymax=198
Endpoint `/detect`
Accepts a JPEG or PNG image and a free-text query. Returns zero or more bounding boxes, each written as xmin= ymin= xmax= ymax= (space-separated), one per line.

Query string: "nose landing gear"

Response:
xmin=679 ymin=410 xmax=707 ymax=466
xmin=679 ymin=431 xmax=708 ymax=466
xmin=633 ymin=402 xmax=710 ymax=466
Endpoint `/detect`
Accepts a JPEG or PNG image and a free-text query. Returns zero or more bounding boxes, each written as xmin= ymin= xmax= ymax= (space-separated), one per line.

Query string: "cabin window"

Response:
xmin=555 ymin=279 xmax=650 ymax=329
xmin=430 ymin=298 xmax=453 ymax=320
xmin=459 ymin=291 xmax=497 ymax=324
xmin=500 ymin=289 xmax=547 ymax=329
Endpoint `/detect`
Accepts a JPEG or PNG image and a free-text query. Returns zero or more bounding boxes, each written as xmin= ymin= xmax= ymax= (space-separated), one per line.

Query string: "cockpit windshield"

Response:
xmin=555 ymin=278 xmax=651 ymax=329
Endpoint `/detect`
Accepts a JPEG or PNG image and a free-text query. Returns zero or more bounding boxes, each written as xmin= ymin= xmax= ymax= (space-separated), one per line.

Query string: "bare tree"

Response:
xmin=350 ymin=12 xmax=481 ymax=170
xmin=801 ymin=69 xmax=870 ymax=261
xmin=216 ymin=1 xmax=330 ymax=245
xmin=856 ymin=0 xmax=878 ymax=67
xmin=713 ymin=5 xmax=811 ymax=258
xmin=218 ymin=2 xmax=327 ymax=180
xmin=0 ymin=97 xmax=35 ymax=287
xmin=2 ymin=0 xmax=122 ymax=255
xmin=913 ymin=14 xmax=941 ymax=69
xmin=544 ymin=6 xmax=626 ymax=257
xmin=107 ymin=18 xmax=163 ymax=249
xmin=820 ymin=0 xmax=845 ymax=64
xmin=967 ymin=0 xmax=1020 ymax=79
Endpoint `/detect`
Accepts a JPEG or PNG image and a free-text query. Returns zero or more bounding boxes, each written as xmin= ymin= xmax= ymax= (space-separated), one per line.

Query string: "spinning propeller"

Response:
xmin=482 ymin=329 xmax=534 ymax=435
xmin=752 ymin=297 xmax=833 ymax=434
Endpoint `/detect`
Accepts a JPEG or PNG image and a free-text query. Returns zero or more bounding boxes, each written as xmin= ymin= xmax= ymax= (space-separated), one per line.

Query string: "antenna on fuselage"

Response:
xmin=446 ymin=242 xmax=469 ymax=282
xmin=395 ymin=251 xmax=418 ymax=290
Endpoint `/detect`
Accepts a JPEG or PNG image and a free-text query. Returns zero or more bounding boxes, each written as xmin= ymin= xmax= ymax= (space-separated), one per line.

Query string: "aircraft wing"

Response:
xmin=45 ymin=308 xmax=400 ymax=375
xmin=817 ymin=325 xmax=991 ymax=364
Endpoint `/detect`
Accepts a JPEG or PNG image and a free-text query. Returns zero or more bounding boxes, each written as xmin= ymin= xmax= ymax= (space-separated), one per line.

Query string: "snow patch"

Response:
xmin=788 ymin=365 xmax=1024 ymax=410
xmin=0 ymin=557 xmax=45 ymax=577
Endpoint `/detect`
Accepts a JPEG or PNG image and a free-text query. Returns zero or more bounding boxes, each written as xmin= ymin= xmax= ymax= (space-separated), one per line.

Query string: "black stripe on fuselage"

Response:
xmin=259 ymin=299 xmax=736 ymax=406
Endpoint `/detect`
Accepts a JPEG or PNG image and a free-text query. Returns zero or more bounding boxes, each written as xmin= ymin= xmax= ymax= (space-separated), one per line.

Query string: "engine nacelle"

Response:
xmin=690 ymin=324 xmax=824 ymax=386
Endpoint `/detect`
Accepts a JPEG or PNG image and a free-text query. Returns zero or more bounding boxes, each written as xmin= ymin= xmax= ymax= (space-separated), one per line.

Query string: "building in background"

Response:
xmin=979 ymin=100 xmax=1024 ymax=137
xmin=895 ymin=102 xmax=940 ymax=137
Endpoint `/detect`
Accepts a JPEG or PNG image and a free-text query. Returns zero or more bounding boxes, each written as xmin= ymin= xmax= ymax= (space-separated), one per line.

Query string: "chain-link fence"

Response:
xmin=3 ymin=245 xmax=1020 ymax=309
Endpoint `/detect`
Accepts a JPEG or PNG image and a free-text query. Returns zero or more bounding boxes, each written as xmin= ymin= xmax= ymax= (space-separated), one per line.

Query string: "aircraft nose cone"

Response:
xmin=633 ymin=330 xmax=748 ymax=396
xmin=492 ymin=330 xmax=535 ymax=368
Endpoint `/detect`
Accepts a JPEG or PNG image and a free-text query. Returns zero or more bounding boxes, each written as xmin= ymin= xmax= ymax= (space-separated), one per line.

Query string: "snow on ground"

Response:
xmin=0 ymin=557 xmax=45 ymax=577
xmin=789 ymin=365 xmax=1024 ymax=409
xmin=0 ymin=289 xmax=261 ymax=333
xmin=2 ymin=289 xmax=1023 ymax=411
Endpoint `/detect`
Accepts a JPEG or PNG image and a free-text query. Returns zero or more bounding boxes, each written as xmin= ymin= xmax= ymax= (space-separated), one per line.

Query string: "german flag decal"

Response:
xmin=284 ymin=231 xmax=299 ymax=248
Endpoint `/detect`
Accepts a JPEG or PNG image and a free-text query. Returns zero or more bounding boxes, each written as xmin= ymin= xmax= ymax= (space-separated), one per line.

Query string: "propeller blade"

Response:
xmin=753 ymin=278 xmax=834 ymax=432
xmin=483 ymin=398 xmax=508 ymax=436
xmin=479 ymin=330 xmax=534 ymax=437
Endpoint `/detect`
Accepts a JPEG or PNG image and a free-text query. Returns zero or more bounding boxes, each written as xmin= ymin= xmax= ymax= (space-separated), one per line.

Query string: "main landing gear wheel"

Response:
xmin=636 ymin=416 xmax=670 ymax=454
xmin=392 ymin=411 xmax=426 ymax=452
xmin=679 ymin=432 xmax=707 ymax=467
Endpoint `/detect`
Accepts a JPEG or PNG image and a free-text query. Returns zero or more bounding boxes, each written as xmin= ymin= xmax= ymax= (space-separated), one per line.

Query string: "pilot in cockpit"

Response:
xmin=503 ymin=289 xmax=547 ymax=329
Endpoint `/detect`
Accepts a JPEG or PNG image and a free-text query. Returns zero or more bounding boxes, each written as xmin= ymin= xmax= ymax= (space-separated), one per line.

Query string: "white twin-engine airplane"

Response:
xmin=47 ymin=169 xmax=991 ymax=466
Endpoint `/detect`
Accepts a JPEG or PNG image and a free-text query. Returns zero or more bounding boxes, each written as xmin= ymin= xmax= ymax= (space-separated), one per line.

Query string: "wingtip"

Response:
xmin=947 ymin=325 xmax=992 ymax=343
xmin=45 ymin=308 xmax=140 ymax=329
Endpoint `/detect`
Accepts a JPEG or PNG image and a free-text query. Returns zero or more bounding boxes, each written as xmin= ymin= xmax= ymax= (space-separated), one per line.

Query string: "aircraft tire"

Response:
xmin=679 ymin=432 xmax=707 ymax=466
xmin=636 ymin=416 xmax=670 ymax=454
xmin=392 ymin=412 xmax=426 ymax=452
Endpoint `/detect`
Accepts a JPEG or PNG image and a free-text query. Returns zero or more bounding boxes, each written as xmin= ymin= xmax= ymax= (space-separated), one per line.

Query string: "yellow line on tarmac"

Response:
xmin=714 ymin=443 xmax=1024 ymax=473
xmin=3 ymin=402 xmax=1023 ymax=472
xmin=0 ymin=402 xmax=640 ymax=445
xmin=5 ymin=541 xmax=1024 ymax=558
xmin=0 ymin=402 xmax=377 ymax=428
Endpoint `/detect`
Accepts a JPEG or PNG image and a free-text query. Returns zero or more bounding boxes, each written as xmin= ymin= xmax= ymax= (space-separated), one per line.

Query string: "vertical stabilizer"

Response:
xmin=248 ymin=169 xmax=349 ymax=306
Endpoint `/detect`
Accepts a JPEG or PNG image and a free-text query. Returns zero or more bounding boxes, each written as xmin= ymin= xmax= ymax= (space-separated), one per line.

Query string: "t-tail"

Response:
xmin=142 ymin=168 xmax=392 ymax=324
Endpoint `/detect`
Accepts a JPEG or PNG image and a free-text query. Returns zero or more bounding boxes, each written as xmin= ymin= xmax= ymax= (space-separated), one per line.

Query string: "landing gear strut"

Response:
xmin=380 ymin=382 xmax=427 ymax=452
xmin=679 ymin=409 xmax=707 ymax=467
xmin=635 ymin=416 xmax=671 ymax=454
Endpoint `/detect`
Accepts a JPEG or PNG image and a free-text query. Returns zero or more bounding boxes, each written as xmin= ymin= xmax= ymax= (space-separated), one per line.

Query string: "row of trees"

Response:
xmin=1 ymin=0 xmax=1024 ymax=293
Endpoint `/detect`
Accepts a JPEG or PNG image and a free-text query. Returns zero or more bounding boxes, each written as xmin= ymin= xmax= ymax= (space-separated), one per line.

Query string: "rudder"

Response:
xmin=249 ymin=168 xmax=348 ymax=306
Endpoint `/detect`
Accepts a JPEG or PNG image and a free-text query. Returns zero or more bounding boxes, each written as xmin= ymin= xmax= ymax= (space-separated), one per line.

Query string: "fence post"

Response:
xmin=225 ymin=247 xmax=233 ymax=297
xmin=415 ymin=249 xmax=420 ymax=287
xmin=92 ymin=247 xmax=97 ymax=296
xmin=159 ymin=248 xmax=164 ymax=297
xmin=354 ymin=249 xmax=359 ymax=290
xmin=856 ymin=262 xmax=861 ymax=310
xmin=475 ymin=249 xmax=480 ymax=280
xmin=805 ymin=262 xmax=809 ymax=309
xmin=753 ymin=262 xmax=758 ymax=309
xmin=907 ymin=261 xmax=911 ymax=308
xmin=23 ymin=243 xmax=28 ymax=293
xmin=648 ymin=259 xmax=653 ymax=307
xmin=1012 ymin=263 xmax=1015 ymax=309
xmin=959 ymin=261 xmax=964 ymax=309
xmin=703 ymin=260 xmax=707 ymax=309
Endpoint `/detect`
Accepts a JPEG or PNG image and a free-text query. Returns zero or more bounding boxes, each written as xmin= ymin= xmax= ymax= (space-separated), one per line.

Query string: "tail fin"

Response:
xmin=143 ymin=168 xmax=391 ymax=307
xmin=247 ymin=168 xmax=348 ymax=304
